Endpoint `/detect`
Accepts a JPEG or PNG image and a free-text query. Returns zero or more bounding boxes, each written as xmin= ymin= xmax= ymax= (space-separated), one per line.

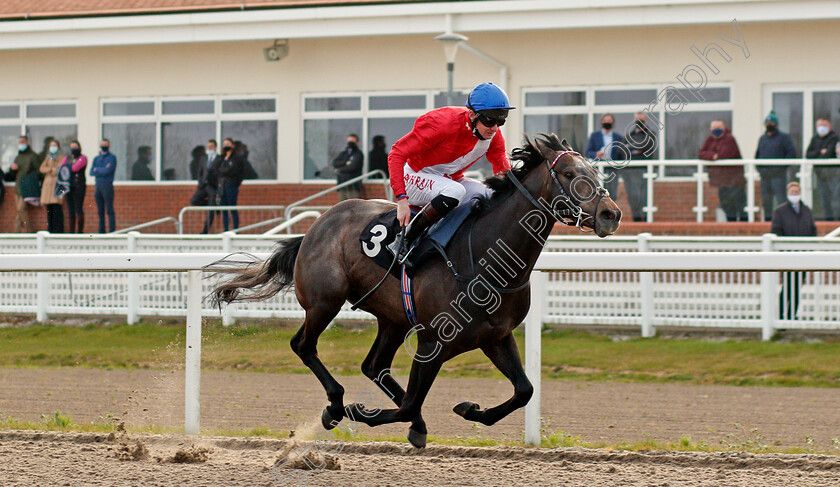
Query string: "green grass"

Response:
xmin=0 ymin=322 xmax=838 ymax=387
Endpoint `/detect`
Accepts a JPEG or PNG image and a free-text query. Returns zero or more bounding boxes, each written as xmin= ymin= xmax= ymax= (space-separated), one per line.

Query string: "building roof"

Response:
xmin=0 ymin=0 xmax=431 ymax=20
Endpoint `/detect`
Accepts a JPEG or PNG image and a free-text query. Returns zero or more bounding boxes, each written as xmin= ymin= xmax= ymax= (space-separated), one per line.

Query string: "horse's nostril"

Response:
xmin=601 ymin=210 xmax=616 ymax=221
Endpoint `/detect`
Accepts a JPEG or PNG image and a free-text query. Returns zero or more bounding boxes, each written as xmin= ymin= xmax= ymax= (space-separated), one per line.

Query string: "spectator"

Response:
xmin=368 ymin=135 xmax=389 ymax=179
xmin=332 ymin=133 xmax=364 ymax=200
xmin=699 ymin=120 xmax=746 ymax=221
xmin=131 ymin=146 xmax=154 ymax=181
xmin=190 ymin=139 xmax=221 ymax=234
xmin=623 ymin=112 xmax=656 ymax=222
xmin=806 ymin=118 xmax=839 ymax=221
xmin=189 ymin=145 xmax=205 ymax=181
xmin=38 ymin=136 xmax=55 ymax=162
xmin=65 ymin=140 xmax=87 ymax=233
xmin=585 ymin=114 xmax=626 ymax=206
xmin=91 ymin=138 xmax=117 ymax=233
xmin=10 ymin=135 xmax=40 ymax=232
xmin=770 ymin=182 xmax=817 ymax=320
xmin=217 ymin=138 xmax=243 ymax=231
xmin=39 ymin=139 xmax=66 ymax=233
xmin=756 ymin=111 xmax=797 ymax=221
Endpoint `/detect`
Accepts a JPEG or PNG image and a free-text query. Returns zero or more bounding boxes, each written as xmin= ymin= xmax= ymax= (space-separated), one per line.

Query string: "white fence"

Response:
xmin=1 ymin=231 xmax=838 ymax=334
xmin=2 ymin=249 xmax=840 ymax=445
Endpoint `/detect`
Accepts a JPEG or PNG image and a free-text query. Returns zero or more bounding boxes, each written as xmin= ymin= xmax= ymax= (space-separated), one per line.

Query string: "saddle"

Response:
xmin=359 ymin=201 xmax=478 ymax=279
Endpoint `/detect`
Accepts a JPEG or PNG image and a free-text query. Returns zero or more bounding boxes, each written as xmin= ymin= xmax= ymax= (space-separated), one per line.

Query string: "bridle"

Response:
xmin=505 ymin=150 xmax=608 ymax=235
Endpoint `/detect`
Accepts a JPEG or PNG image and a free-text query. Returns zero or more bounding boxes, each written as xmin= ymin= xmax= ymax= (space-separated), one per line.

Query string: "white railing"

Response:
xmin=2 ymin=249 xmax=840 ymax=444
xmin=1 ymin=231 xmax=838 ymax=331
xmin=595 ymin=158 xmax=839 ymax=222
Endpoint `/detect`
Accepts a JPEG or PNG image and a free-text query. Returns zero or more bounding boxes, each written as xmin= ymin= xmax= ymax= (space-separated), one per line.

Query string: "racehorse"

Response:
xmin=210 ymin=134 xmax=621 ymax=448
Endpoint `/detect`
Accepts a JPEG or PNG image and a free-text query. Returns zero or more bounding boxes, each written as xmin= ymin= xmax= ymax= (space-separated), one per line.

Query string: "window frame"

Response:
xmin=763 ymin=82 xmax=840 ymax=153
xmin=521 ymin=83 xmax=734 ymax=181
xmin=0 ymin=99 xmax=79 ymax=172
xmin=101 ymin=94 xmax=280 ymax=185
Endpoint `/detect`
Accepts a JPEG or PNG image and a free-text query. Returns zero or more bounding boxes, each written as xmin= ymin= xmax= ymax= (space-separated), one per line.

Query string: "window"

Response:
xmin=101 ymin=96 xmax=279 ymax=182
xmin=0 ymin=100 xmax=78 ymax=172
xmin=771 ymin=92 xmax=804 ymax=157
xmin=522 ymin=85 xmax=733 ymax=179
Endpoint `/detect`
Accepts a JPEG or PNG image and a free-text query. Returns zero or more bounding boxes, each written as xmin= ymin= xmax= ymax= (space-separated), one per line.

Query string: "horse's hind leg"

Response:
xmin=360 ymin=320 xmax=428 ymax=447
xmin=453 ymin=332 xmax=534 ymax=426
xmin=290 ymin=302 xmax=347 ymax=430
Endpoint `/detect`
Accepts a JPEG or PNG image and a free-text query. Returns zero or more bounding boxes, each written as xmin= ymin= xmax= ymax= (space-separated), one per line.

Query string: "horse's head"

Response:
xmin=530 ymin=134 xmax=621 ymax=237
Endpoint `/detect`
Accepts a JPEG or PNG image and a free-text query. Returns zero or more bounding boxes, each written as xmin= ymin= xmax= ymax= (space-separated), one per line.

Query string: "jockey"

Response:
xmin=388 ymin=82 xmax=515 ymax=260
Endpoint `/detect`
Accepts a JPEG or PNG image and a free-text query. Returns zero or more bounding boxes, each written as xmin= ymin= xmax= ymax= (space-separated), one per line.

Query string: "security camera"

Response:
xmin=264 ymin=40 xmax=289 ymax=62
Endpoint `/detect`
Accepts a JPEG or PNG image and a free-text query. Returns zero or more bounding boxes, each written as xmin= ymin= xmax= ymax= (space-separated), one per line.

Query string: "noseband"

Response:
xmin=505 ymin=150 xmax=608 ymax=234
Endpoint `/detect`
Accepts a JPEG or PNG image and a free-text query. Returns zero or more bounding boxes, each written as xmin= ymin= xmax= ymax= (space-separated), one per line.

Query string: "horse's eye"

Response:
xmin=563 ymin=172 xmax=574 ymax=179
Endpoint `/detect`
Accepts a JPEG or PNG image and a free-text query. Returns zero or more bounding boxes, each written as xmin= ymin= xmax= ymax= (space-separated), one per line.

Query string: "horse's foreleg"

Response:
xmin=290 ymin=303 xmax=346 ymax=430
xmin=360 ymin=322 xmax=428 ymax=447
xmin=347 ymin=340 xmax=443 ymax=448
xmin=453 ymin=332 xmax=533 ymax=426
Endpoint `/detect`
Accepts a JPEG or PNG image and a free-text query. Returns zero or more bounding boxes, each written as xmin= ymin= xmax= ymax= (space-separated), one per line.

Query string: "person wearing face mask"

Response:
xmin=90 ymin=138 xmax=117 ymax=233
xmin=191 ymin=139 xmax=221 ymax=233
xmin=586 ymin=113 xmax=626 ymax=208
xmin=217 ymin=138 xmax=244 ymax=231
xmin=331 ymin=134 xmax=364 ymax=201
xmin=9 ymin=135 xmax=41 ymax=232
xmin=65 ymin=140 xmax=87 ymax=233
xmin=805 ymin=118 xmax=840 ymax=221
xmin=771 ymin=182 xmax=817 ymax=320
xmin=699 ymin=120 xmax=746 ymax=221
xmin=39 ymin=139 xmax=67 ymax=233
xmin=755 ymin=111 xmax=797 ymax=221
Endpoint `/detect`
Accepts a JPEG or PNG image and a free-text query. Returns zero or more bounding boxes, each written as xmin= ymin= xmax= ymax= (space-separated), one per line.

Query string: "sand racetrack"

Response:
xmin=1 ymin=368 xmax=839 ymax=486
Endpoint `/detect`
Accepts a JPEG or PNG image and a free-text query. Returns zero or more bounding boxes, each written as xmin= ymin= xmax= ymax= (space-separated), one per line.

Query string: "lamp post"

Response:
xmin=434 ymin=32 xmax=468 ymax=106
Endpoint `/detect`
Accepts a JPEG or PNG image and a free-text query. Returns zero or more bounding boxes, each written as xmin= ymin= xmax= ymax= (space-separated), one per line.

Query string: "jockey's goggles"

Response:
xmin=476 ymin=113 xmax=506 ymax=127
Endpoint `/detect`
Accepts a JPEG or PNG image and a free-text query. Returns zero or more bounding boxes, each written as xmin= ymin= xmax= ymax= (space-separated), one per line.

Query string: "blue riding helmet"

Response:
xmin=466 ymin=82 xmax=516 ymax=112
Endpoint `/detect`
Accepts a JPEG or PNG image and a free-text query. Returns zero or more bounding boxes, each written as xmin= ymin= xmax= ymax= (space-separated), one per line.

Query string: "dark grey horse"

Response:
xmin=211 ymin=134 xmax=621 ymax=448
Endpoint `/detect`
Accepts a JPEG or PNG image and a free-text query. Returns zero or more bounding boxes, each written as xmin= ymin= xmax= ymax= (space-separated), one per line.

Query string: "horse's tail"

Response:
xmin=209 ymin=236 xmax=304 ymax=305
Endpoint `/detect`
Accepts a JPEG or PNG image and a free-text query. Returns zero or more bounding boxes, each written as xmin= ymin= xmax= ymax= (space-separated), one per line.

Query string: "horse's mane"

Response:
xmin=475 ymin=133 xmax=573 ymax=213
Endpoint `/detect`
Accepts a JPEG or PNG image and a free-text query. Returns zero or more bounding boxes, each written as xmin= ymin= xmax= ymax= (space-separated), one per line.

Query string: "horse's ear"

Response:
xmin=532 ymin=134 xmax=555 ymax=158
xmin=561 ymin=138 xmax=574 ymax=152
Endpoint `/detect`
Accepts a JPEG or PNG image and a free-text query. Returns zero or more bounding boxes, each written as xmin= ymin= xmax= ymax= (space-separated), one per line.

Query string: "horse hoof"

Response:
xmin=321 ymin=407 xmax=339 ymax=430
xmin=453 ymin=401 xmax=480 ymax=419
xmin=408 ymin=428 xmax=427 ymax=449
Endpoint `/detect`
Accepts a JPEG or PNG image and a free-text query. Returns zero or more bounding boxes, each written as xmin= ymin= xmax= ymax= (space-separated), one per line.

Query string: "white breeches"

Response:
xmin=403 ymin=163 xmax=491 ymax=208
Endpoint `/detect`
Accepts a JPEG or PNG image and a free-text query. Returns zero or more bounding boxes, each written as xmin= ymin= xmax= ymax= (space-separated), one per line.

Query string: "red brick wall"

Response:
xmin=0 ymin=181 xmax=835 ymax=236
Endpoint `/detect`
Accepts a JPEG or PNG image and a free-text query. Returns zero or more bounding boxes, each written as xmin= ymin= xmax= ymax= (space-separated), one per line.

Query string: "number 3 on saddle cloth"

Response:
xmin=359 ymin=200 xmax=478 ymax=327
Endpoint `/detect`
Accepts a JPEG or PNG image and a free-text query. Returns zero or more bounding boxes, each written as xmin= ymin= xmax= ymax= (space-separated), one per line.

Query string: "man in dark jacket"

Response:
xmin=586 ymin=114 xmax=626 ymax=208
xmin=191 ymin=139 xmax=221 ymax=233
xmin=806 ymin=118 xmax=840 ymax=221
xmin=10 ymin=135 xmax=40 ymax=232
xmin=217 ymin=138 xmax=244 ymax=230
xmin=756 ymin=111 xmax=797 ymax=221
xmin=332 ymin=133 xmax=364 ymax=200
xmin=699 ymin=121 xmax=745 ymax=221
xmin=622 ymin=112 xmax=655 ymax=222
xmin=770 ymin=181 xmax=817 ymax=320
xmin=368 ymin=135 xmax=389 ymax=179
xmin=130 ymin=146 xmax=154 ymax=181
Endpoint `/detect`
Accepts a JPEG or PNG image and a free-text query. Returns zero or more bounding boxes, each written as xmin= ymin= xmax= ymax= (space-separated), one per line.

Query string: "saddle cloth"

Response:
xmin=359 ymin=200 xmax=478 ymax=278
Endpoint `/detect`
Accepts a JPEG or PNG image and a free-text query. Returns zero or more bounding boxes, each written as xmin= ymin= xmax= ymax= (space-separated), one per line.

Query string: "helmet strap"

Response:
xmin=469 ymin=113 xmax=486 ymax=140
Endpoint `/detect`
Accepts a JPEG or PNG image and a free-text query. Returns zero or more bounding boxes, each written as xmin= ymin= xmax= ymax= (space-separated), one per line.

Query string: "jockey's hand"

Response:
xmin=396 ymin=199 xmax=411 ymax=227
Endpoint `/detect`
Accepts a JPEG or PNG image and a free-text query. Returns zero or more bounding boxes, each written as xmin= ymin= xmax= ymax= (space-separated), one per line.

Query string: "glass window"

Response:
xmin=0 ymin=106 xmax=20 ymax=119
xmin=27 ymin=125 xmax=77 ymax=158
xmin=104 ymin=102 xmax=154 ymax=117
xmin=813 ymin=91 xmax=840 ymax=134
xmin=369 ymin=95 xmax=426 ymax=111
xmin=26 ymin=103 xmax=75 ymax=118
xmin=666 ymin=87 xmax=730 ymax=103
xmin=102 ymin=122 xmax=156 ymax=182
xmin=594 ymin=89 xmax=658 ymax=106
xmin=222 ymin=120 xmax=278 ymax=180
xmin=222 ymin=99 xmax=276 ymax=114
xmin=161 ymin=100 xmax=214 ymax=115
xmin=664 ymin=110 xmax=732 ymax=176
xmin=434 ymin=91 xmax=468 ymax=108
xmin=303 ymin=119 xmax=363 ymax=180
xmin=367 ymin=117 xmax=416 ymax=175
xmin=594 ymin=112 xmax=637 ymax=141
xmin=525 ymin=91 xmax=585 ymax=107
xmin=161 ymin=122 xmax=215 ymax=181
xmin=304 ymin=97 xmax=361 ymax=112
xmin=523 ymin=114 xmax=588 ymax=154
xmin=0 ymin=126 xmax=20 ymax=172
xmin=772 ymin=92 xmax=803 ymax=157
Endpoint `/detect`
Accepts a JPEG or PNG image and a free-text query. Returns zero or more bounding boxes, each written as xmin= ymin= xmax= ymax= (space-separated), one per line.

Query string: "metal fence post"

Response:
xmin=127 ymin=232 xmax=140 ymax=324
xmin=185 ymin=269 xmax=202 ymax=435
xmin=222 ymin=231 xmax=236 ymax=326
xmin=638 ymin=232 xmax=655 ymax=337
xmin=524 ymin=270 xmax=545 ymax=447
xmin=760 ymin=233 xmax=776 ymax=341
xmin=36 ymin=231 xmax=49 ymax=322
